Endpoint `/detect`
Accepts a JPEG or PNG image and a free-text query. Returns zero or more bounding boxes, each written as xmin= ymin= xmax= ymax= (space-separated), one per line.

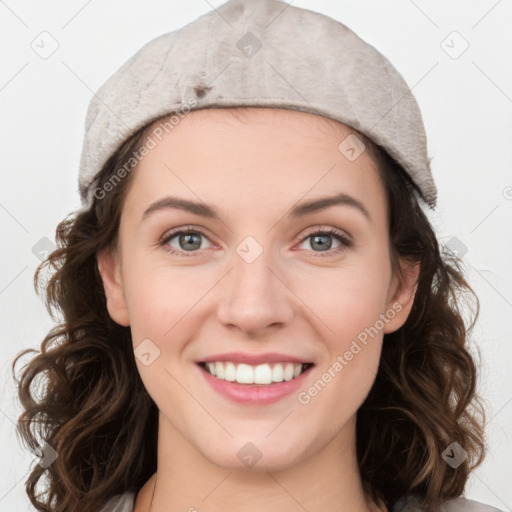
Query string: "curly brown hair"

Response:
xmin=12 ymin=109 xmax=487 ymax=512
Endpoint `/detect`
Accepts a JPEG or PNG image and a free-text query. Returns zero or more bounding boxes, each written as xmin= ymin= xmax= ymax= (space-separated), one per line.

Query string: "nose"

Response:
xmin=216 ymin=240 xmax=295 ymax=337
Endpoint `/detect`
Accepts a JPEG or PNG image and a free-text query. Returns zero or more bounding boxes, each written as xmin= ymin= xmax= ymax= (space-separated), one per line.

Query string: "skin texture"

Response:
xmin=97 ymin=108 xmax=419 ymax=512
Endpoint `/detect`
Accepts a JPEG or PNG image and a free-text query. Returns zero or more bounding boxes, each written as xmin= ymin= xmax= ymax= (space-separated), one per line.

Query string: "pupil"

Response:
xmin=312 ymin=234 xmax=331 ymax=251
xmin=181 ymin=233 xmax=201 ymax=251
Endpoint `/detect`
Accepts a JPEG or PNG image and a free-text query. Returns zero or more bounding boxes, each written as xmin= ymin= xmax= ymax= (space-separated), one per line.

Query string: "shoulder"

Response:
xmin=98 ymin=490 xmax=137 ymax=512
xmin=392 ymin=493 xmax=505 ymax=512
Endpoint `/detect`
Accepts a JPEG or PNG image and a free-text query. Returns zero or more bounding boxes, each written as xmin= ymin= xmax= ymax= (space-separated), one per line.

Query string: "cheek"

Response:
xmin=295 ymin=274 xmax=386 ymax=430
xmin=122 ymin=260 xmax=210 ymax=393
xmin=291 ymin=258 xmax=390 ymax=408
xmin=120 ymin=253 xmax=198 ymax=337
xmin=294 ymin=260 xmax=391 ymax=342
xmin=124 ymin=279 xmax=168 ymax=343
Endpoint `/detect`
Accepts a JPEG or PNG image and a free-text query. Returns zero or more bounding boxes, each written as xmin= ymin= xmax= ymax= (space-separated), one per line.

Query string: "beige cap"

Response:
xmin=78 ymin=0 xmax=436 ymax=210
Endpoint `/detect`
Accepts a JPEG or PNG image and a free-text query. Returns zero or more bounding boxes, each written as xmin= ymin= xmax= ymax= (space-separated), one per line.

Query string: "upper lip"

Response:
xmin=198 ymin=352 xmax=313 ymax=365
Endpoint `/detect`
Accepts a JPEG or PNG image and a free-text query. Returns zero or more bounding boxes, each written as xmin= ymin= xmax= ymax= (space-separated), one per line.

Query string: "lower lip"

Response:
xmin=197 ymin=364 xmax=314 ymax=405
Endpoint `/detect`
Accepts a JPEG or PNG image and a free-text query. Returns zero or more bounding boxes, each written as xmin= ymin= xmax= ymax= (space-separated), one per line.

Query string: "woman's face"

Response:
xmin=98 ymin=107 xmax=417 ymax=471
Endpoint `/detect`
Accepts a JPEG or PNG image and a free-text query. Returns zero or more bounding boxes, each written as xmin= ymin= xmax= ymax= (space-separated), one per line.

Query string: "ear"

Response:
xmin=96 ymin=248 xmax=130 ymax=327
xmin=383 ymin=258 xmax=420 ymax=334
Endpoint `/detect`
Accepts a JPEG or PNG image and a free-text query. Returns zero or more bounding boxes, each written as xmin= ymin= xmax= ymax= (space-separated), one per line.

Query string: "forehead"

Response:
xmin=173 ymin=106 xmax=356 ymax=138
xmin=122 ymin=107 xmax=386 ymax=224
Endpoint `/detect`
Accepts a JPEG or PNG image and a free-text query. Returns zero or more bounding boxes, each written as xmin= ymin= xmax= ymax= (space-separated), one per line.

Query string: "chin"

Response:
xmin=199 ymin=436 xmax=307 ymax=472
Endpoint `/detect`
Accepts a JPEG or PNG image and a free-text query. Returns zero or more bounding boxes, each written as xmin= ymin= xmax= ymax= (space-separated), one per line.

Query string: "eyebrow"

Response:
xmin=141 ymin=192 xmax=371 ymax=223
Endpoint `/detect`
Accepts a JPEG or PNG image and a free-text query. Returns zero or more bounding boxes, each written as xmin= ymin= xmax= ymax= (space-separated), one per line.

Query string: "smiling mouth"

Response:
xmin=198 ymin=361 xmax=314 ymax=386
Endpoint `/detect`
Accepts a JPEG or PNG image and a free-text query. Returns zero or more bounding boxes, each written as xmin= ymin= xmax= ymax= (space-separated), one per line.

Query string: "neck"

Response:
xmin=135 ymin=414 xmax=386 ymax=512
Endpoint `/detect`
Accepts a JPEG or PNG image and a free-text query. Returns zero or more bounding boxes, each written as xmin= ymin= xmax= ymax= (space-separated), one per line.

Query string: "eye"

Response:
xmin=296 ymin=227 xmax=352 ymax=257
xmin=159 ymin=226 xmax=212 ymax=258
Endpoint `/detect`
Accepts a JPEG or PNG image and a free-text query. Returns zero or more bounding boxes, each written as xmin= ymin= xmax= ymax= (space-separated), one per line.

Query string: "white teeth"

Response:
xmin=215 ymin=362 xmax=224 ymax=379
xmin=203 ymin=361 xmax=308 ymax=384
xmin=224 ymin=362 xmax=236 ymax=381
xmin=271 ymin=364 xmax=283 ymax=382
xmin=236 ymin=363 xmax=254 ymax=384
xmin=254 ymin=364 xmax=272 ymax=384
xmin=283 ymin=363 xmax=294 ymax=381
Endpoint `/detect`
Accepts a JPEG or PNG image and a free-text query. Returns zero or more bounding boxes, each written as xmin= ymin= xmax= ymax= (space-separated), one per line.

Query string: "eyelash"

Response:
xmin=159 ymin=225 xmax=352 ymax=258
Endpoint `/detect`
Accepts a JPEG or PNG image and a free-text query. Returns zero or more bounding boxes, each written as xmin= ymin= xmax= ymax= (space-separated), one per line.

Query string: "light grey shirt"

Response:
xmin=99 ymin=490 xmax=505 ymax=511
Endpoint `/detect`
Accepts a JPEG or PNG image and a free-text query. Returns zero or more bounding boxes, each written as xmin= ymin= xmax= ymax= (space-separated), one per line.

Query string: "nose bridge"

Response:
xmin=234 ymin=234 xmax=275 ymax=293
xmin=216 ymin=233 xmax=293 ymax=332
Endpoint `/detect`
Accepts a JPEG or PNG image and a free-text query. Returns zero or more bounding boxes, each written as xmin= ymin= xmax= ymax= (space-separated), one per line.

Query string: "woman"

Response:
xmin=12 ymin=1 xmax=504 ymax=511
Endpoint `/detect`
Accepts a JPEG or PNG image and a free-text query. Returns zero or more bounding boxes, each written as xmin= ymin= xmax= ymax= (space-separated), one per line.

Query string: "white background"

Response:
xmin=1 ymin=1 xmax=511 ymax=510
